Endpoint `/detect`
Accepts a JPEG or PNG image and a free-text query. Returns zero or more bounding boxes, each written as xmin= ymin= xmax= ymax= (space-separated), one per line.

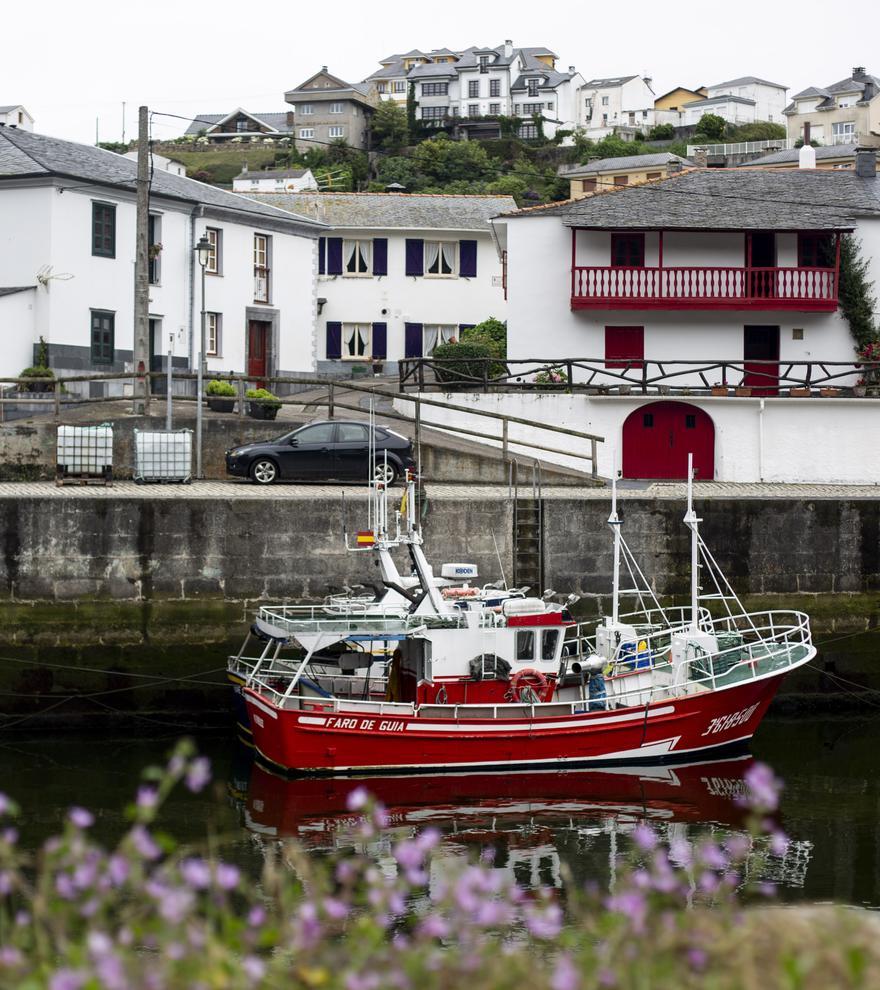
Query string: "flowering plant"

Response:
xmin=534 ymin=366 xmax=569 ymax=385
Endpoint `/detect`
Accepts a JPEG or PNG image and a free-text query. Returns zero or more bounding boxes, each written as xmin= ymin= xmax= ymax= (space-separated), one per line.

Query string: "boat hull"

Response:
xmin=244 ymin=671 xmax=787 ymax=776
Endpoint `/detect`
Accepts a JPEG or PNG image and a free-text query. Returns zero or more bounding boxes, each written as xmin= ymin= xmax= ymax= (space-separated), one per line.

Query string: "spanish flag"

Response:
xmin=356 ymin=531 xmax=375 ymax=546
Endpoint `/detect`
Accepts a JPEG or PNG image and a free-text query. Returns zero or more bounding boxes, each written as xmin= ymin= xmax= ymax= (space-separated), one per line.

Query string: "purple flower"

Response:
xmin=180 ymin=858 xmax=211 ymax=890
xmin=698 ymin=842 xmax=728 ymax=870
xmin=69 ymin=807 xmax=94 ymax=829
xmin=49 ymin=971 xmax=87 ymax=990
xmin=1 ymin=828 xmax=17 ymax=846
xmin=551 ymin=954 xmax=580 ymax=990
xmin=699 ymin=871 xmax=720 ymax=894
xmin=418 ymin=914 xmax=450 ymax=939
xmin=107 ymin=855 xmax=129 ymax=887
xmin=606 ymin=890 xmax=647 ymax=933
xmin=185 ymin=757 xmax=211 ymax=793
xmin=688 ymin=948 xmax=708 ymax=971
xmin=346 ymin=786 xmax=369 ymax=811
xmin=215 ymin=863 xmax=240 ymax=890
xmin=137 ymin=786 xmax=159 ymax=810
xmin=0 ymin=947 xmax=23 ymax=967
xmin=87 ymin=932 xmax=113 ymax=956
xmin=758 ymin=882 xmax=777 ymax=897
xmin=525 ymin=902 xmax=563 ymax=939
xmin=394 ymin=838 xmax=425 ymax=871
xmin=323 ymin=897 xmax=349 ymax=920
xmin=129 ymin=825 xmax=161 ymax=860
xmin=0 ymin=793 xmax=10 ymax=816
xmin=631 ymin=823 xmax=657 ymax=851
xmin=346 ymin=973 xmax=380 ymax=990
xmin=0 ymin=871 xmax=12 ymax=896
xmin=769 ymin=830 xmax=790 ymax=857
xmin=243 ymin=957 xmax=266 ymax=981
xmin=158 ymin=888 xmax=194 ymax=924
xmin=55 ymin=872 xmax=76 ymax=900
xmin=96 ymin=955 xmax=126 ymax=990
xmin=724 ymin=834 xmax=751 ymax=861
xmin=741 ymin=762 xmax=782 ymax=812
xmin=248 ymin=905 xmax=266 ymax=927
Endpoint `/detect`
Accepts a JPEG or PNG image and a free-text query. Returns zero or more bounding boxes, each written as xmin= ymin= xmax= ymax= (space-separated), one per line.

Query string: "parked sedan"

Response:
xmin=225 ymin=420 xmax=415 ymax=486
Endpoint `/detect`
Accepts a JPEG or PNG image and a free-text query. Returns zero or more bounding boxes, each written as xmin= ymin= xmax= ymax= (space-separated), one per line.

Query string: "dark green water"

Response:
xmin=2 ymin=713 xmax=879 ymax=908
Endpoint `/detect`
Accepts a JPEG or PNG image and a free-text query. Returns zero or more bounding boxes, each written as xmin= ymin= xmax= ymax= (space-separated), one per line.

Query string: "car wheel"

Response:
xmin=251 ymin=458 xmax=279 ymax=485
xmin=373 ymin=461 xmax=399 ymax=486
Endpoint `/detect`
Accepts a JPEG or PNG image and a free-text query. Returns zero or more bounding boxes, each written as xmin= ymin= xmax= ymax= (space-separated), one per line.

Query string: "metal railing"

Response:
xmin=398 ymin=357 xmax=880 ymax=396
xmin=686 ymin=138 xmax=798 ymax=156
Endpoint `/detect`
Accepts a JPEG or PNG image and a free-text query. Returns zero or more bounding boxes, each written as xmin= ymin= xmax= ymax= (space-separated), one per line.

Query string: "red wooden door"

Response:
xmin=743 ymin=325 xmax=779 ymax=395
xmin=247 ymin=320 xmax=269 ymax=388
xmin=622 ymin=401 xmax=715 ymax=480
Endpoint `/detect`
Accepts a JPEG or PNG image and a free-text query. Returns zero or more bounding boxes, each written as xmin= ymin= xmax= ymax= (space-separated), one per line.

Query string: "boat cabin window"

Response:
xmin=516 ymin=631 xmax=535 ymax=662
xmin=542 ymin=629 xmax=560 ymax=661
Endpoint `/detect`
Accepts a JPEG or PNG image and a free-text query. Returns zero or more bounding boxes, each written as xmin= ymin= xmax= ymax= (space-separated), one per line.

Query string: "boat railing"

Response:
xmin=255 ymin=602 xmax=502 ymax=637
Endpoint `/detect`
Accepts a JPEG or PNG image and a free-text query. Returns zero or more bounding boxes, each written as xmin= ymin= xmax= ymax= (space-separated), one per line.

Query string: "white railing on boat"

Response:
xmin=255 ymin=603 xmax=502 ymax=638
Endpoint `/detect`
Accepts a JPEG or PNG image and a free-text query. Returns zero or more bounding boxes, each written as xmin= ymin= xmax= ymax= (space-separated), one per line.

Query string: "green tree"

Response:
xmin=406 ymin=82 xmax=419 ymax=139
xmin=694 ymin=113 xmax=726 ymax=140
xmin=411 ymin=134 xmax=493 ymax=185
xmin=371 ymin=100 xmax=409 ymax=152
xmin=727 ymin=121 xmax=786 ymax=141
xmin=376 ymin=155 xmax=423 ymax=190
xmin=648 ymin=123 xmax=675 ymax=140
xmin=838 ymin=235 xmax=878 ymax=351
xmin=462 ymin=318 xmax=507 ymax=359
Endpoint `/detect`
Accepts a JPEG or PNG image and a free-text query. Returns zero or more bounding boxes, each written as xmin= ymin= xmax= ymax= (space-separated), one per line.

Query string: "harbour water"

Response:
xmin=4 ymin=711 xmax=880 ymax=909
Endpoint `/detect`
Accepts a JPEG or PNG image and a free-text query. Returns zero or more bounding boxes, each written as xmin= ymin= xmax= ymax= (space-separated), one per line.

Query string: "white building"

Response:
xmin=0 ymin=128 xmax=324 ymax=387
xmin=0 ymin=105 xmax=34 ymax=132
xmin=402 ymin=155 xmax=880 ymax=484
xmin=232 ymin=168 xmax=318 ymax=193
xmin=681 ymin=76 xmax=788 ymax=127
xmin=122 ymin=150 xmax=187 ymax=177
xmin=243 ymin=192 xmax=514 ymax=373
xmin=577 ymin=75 xmax=657 ymax=138
xmin=365 ymin=43 xmax=583 ymax=141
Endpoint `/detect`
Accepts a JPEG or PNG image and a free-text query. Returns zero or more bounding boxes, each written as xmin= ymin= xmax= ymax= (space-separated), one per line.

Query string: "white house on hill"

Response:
xmin=244 ymin=192 xmax=514 ymax=373
xmin=232 ymin=168 xmax=318 ymax=193
xmin=0 ymin=128 xmax=323 ymax=387
xmin=0 ymin=105 xmax=34 ymax=131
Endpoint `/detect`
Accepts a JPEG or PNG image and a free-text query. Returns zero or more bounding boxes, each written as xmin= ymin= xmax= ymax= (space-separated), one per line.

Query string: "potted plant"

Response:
xmin=711 ymin=383 xmax=730 ymax=397
xmin=205 ymin=379 xmax=236 ymax=413
xmin=819 ymin=387 xmax=841 ymax=397
xmin=789 ymin=386 xmax=812 ymax=397
xmin=246 ymin=388 xmax=281 ymax=421
xmin=18 ymin=365 xmax=55 ymax=393
xmin=735 ymin=385 xmax=752 ymax=397
xmin=852 ymin=380 xmax=868 ymax=397
xmin=534 ymin=366 xmax=569 ymax=386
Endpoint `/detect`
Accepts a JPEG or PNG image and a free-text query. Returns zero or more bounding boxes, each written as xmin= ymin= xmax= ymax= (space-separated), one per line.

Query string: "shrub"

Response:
xmin=534 ymin=366 xmax=569 ymax=385
xmin=432 ymin=339 xmax=502 ymax=387
xmin=245 ymin=388 xmax=281 ymax=407
xmin=694 ymin=113 xmax=726 ymax=140
xmin=206 ymin=379 xmax=236 ymax=397
xmin=648 ymin=123 xmax=675 ymax=140
xmin=18 ymin=365 xmax=55 ymax=392
xmin=462 ymin=317 xmax=507 ymax=357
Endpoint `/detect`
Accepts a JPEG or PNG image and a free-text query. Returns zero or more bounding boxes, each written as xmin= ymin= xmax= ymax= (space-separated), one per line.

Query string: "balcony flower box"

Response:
xmin=819 ymin=387 xmax=841 ymax=397
xmin=789 ymin=387 xmax=812 ymax=397
xmin=852 ymin=385 xmax=867 ymax=397
xmin=711 ymin=386 xmax=730 ymax=397
xmin=734 ymin=386 xmax=752 ymax=397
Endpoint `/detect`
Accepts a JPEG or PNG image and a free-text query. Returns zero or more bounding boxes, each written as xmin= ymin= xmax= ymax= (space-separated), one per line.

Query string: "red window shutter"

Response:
xmin=610 ymin=233 xmax=645 ymax=267
xmin=605 ymin=326 xmax=644 ymax=368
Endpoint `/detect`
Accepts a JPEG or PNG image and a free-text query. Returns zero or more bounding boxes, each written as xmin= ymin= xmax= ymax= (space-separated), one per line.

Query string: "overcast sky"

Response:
xmin=7 ymin=0 xmax=879 ymax=145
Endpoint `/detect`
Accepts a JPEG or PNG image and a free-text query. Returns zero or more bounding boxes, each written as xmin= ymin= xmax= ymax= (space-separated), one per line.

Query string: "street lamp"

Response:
xmin=195 ymin=234 xmax=211 ymax=479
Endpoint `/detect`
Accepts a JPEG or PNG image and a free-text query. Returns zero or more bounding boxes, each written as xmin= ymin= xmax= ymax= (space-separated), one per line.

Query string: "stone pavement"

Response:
xmin=0 ymin=480 xmax=877 ymax=501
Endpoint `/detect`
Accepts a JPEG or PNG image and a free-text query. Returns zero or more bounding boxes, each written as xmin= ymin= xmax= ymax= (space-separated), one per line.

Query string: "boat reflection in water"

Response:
xmin=231 ymin=749 xmax=813 ymax=894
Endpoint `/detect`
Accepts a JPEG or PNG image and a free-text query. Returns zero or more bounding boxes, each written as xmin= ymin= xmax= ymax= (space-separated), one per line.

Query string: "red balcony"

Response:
xmin=571 ymin=265 xmax=839 ymax=311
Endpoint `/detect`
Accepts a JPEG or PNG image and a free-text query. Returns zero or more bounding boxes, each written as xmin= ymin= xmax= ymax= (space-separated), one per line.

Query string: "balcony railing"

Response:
xmin=571 ymin=265 xmax=839 ymax=311
xmin=254 ymin=266 xmax=270 ymax=303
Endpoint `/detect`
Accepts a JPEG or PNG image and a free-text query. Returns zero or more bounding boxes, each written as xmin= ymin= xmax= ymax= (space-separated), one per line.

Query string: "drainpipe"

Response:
xmin=188 ymin=206 xmax=204 ymax=370
xmin=758 ymin=398 xmax=765 ymax=481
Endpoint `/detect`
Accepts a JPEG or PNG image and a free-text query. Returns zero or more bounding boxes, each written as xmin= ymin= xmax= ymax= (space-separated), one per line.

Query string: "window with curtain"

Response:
xmin=425 ymin=240 xmax=456 ymax=276
xmin=343 ymin=323 xmax=371 ymax=359
xmin=422 ymin=324 xmax=457 ymax=355
xmin=344 ymin=239 xmax=371 ymax=276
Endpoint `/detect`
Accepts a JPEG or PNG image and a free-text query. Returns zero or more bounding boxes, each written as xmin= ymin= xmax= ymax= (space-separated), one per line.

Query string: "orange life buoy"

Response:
xmin=508 ymin=668 xmax=549 ymax=703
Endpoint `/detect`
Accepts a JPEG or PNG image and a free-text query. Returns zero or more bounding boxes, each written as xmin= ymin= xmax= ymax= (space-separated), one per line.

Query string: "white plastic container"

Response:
xmin=440 ymin=563 xmax=479 ymax=580
xmin=56 ymin=425 xmax=113 ymax=478
xmin=133 ymin=429 xmax=192 ymax=483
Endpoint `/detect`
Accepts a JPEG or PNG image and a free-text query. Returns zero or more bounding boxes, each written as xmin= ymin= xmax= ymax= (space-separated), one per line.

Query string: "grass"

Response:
xmin=164 ymin=147 xmax=278 ymax=186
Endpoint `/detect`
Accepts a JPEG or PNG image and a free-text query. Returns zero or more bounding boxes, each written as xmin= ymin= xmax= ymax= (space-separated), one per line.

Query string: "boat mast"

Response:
xmin=607 ymin=456 xmax=621 ymax=625
xmin=683 ymin=453 xmax=700 ymax=631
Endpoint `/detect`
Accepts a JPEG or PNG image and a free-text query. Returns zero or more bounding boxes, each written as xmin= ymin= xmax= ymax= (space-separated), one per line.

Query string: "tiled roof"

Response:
xmin=709 ymin=76 xmax=787 ymax=90
xmin=0 ymin=128 xmax=324 ymax=230
xmin=501 ymin=168 xmax=880 ymax=230
xmin=183 ymin=111 xmax=293 ymax=137
xmin=736 ymin=143 xmax=861 ymax=167
xmin=243 ymin=191 xmax=517 ymax=231
xmin=559 ymin=152 xmax=691 ymax=177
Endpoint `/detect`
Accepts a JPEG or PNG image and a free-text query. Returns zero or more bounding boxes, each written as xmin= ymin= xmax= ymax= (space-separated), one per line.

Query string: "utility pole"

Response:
xmin=122 ymin=102 xmax=126 ymax=144
xmin=133 ymin=105 xmax=151 ymax=416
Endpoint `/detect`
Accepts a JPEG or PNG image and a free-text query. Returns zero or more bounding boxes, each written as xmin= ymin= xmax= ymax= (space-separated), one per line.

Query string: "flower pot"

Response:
xmin=819 ymin=388 xmax=841 ymax=398
xmin=735 ymin=387 xmax=752 ymax=397
xmin=207 ymin=396 xmax=236 ymax=413
xmin=711 ymin=387 xmax=730 ymax=397
xmin=852 ymin=385 xmax=867 ymax=397
xmin=247 ymin=401 xmax=279 ymax=421
xmin=789 ymin=387 xmax=811 ymax=397
xmin=618 ymin=385 xmax=632 ymax=395
xmin=658 ymin=385 xmax=671 ymax=394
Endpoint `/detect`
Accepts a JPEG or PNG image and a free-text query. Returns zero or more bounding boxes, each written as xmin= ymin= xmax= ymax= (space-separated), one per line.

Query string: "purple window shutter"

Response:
xmin=371 ymin=322 xmax=387 ymax=359
xmin=318 ymin=237 xmax=326 ymax=275
xmin=326 ymin=322 xmax=342 ymax=359
xmin=372 ymin=238 xmax=388 ymax=276
xmin=459 ymin=239 xmax=477 ymax=277
xmin=404 ymin=323 xmax=423 ymax=358
xmin=327 ymin=237 xmax=343 ymax=275
xmin=405 ymin=239 xmax=424 ymax=276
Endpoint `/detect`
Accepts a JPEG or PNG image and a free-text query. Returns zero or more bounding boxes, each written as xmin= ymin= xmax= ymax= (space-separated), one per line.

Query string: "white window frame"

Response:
xmin=342 ymin=322 xmax=372 ymax=360
xmin=393 ymin=80 xmax=406 ymax=93
xmin=343 ymin=238 xmax=372 ymax=277
xmin=329 ymin=102 xmax=344 ymax=114
xmin=377 ymin=82 xmax=387 ymax=94
xmin=831 ymin=120 xmax=856 ymax=143
xmin=205 ymin=227 xmax=221 ymax=275
xmin=424 ymin=240 xmax=457 ymax=278
xmin=528 ymin=78 xmax=540 ymax=97
xmin=422 ymin=324 xmax=457 ymax=355
xmin=299 ymin=128 xmax=315 ymax=139
xmin=254 ymin=234 xmax=270 ymax=304
xmin=468 ymin=80 xmax=479 ymax=99
xmin=601 ymin=95 xmax=609 ymax=106
xmin=489 ymin=103 xmax=500 ymax=115
xmin=328 ymin=125 xmax=345 ymax=138
xmin=206 ymin=312 xmax=222 ymax=357
xmin=300 ymin=104 xmax=314 ymax=115
xmin=468 ymin=104 xmax=479 ymax=117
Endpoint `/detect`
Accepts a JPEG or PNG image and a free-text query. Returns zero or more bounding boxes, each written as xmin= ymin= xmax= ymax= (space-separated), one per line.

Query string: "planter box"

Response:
xmin=789 ymin=387 xmax=812 ymax=397
xmin=735 ymin=387 xmax=752 ymax=397
xmin=207 ymin=396 xmax=236 ymax=413
xmin=819 ymin=388 xmax=841 ymax=397
xmin=852 ymin=386 xmax=867 ymax=397
xmin=247 ymin=401 xmax=279 ymax=421
xmin=711 ymin=387 xmax=730 ymax=397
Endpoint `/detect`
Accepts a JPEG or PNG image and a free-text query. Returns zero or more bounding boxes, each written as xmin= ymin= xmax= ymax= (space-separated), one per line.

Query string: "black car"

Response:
xmin=225 ymin=420 xmax=415 ymax=486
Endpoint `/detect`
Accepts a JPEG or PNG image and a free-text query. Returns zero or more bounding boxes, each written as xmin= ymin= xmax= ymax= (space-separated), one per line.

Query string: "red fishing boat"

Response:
xmin=236 ymin=459 xmax=815 ymax=776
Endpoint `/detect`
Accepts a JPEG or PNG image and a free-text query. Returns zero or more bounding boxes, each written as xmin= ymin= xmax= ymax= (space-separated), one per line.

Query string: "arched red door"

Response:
xmin=622 ymin=401 xmax=715 ymax=480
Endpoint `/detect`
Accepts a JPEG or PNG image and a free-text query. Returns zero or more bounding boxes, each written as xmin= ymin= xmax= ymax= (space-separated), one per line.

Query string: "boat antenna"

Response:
xmin=491 ymin=529 xmax=507 ymax=590
xmin=608 ymin=448 xmax=621 ymax=624
xmin=683 ymin=453 xmax=700 ymax=631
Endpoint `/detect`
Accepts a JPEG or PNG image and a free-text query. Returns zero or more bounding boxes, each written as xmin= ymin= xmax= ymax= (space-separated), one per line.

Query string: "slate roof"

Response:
xmin=736 ymin=144 xmax=861 ymax=167
xmin=559 ymin=152 xmax=691 ymax=177
xmin=0 ymin=106 xmax=24 ymax=114
xmin=184 ymin=111 xmax=293 ymax=136
xmin=0 ymin=286 xmax=34 ymax=297
xmin=682 ymin=95 xmax=756 ymax=108
xmin=791 ymin=75 xmax=880 ymax=102
xmin=243 ymin=192 xmax=517 ymax=231
xmin=502 ymin=168 xmax=880 ymax=230
xmin=407 ymin=63 xmax=458 ymax=79
xmin=580 ymin=75 xmax=638 ymax=88
xmin=234 ymin=168 xmax=311 ymax=180
xmin=0 ymin=127 xmax=324 ymax=230
xmin=791 ymin=86 xmax=832 ymax=100
xmin=510 ymin=69 xmax=576 ymax=91
xmin=368 ymin=44 xmax=560 ymax=80
xmin=709 ymin=76 xmax=787 ymax=90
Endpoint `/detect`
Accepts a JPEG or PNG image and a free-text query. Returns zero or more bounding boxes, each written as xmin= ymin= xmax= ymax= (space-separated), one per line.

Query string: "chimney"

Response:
xmin=668 ymin=159 xmax=683 ymax=173
xmin=852 ymin=66 xmax=867 ymax=80
xmin=798 ymin=143 xmax=816 ymax=169
xmin=803 ymin=121 xmax=811 ymax=145
xmin=855 ymin=147 xmax=877 ymax=179
xmin=692 ymin=147 xmax=708 ymax=168
xmin=568 ymin=65 xmax=576 ymax=74
xmin=321 ymin=65 xmax=328 ymax=73
xmin=504 ymin=39 xmax=513 ymax=57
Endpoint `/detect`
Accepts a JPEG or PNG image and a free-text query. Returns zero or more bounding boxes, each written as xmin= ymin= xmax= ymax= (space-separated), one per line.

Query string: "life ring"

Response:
xmin=441 ymin=587 xmax=480 ymax=599
xmin=508 ymin=668 xmax=549 ymax=703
